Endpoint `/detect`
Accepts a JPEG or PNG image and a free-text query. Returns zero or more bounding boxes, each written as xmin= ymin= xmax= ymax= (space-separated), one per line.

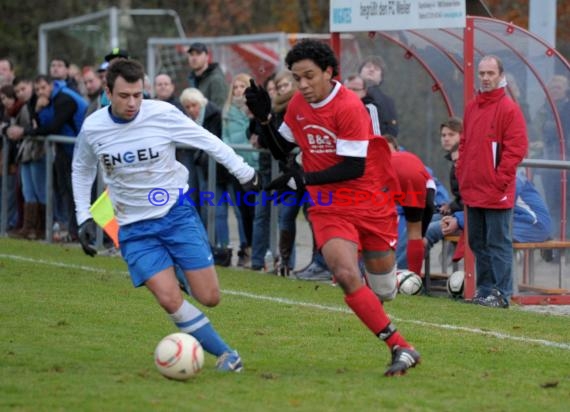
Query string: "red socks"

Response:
xmin=407 ymin=239 xmax=425 ymax=276
xmin=344 ymin=286 xmax=410 ymax=349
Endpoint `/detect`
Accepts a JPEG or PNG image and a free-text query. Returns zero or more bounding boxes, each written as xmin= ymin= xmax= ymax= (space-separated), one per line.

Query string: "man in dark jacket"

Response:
xmin=178 ymin=87 xmax=227 ymax=216
xmin=83 ymin=67 xmax=103 ymax=117
xmin=456 ymin=55 xmax=528 ymax=308
xmin=438 ymin=117 xmax=464 ymax=216
xmin=358 ymin=56 xmax=399 ymax=136
xmin=153 ymin=73 xmax=184 ymax=112
xmin=344 ymin=73 xmax=385 ymax=136
xmin=187 ymin=42 xmax=228 ymax=109
xmin=26 ymin=75 xmax=87 ymax=241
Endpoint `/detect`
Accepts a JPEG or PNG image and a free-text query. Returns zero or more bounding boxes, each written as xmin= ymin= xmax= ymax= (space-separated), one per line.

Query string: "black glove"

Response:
xmin=265 ymin=167 xmax=306 ymax=193
xmin=245 ymin=79 xmax=272 ymax=123
xmin=241 ymin=171 xmax=261 ymax=192
xmin=78 ymin=218 xmax=97 ymax=257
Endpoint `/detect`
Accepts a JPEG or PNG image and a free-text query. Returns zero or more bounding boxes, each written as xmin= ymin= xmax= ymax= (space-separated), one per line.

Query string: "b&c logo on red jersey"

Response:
xmin=303 ymin=125 xmax=336 ymax=154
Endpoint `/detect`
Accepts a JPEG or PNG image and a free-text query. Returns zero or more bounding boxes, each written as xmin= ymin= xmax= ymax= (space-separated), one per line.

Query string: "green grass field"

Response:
xmin=1 ymin=238 xmax=569 ymax=412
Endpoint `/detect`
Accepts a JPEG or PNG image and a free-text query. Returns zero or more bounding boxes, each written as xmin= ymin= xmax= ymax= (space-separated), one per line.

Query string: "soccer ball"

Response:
xmin=396 ymin=270 xmax=423 ymax=295
xmin=396 ymin=269 xmax=413 ymax=287
xmin=447 ymin=270 xmax=465 ymax=298
xmin=154 ymin=333 xmax=204 ymax=380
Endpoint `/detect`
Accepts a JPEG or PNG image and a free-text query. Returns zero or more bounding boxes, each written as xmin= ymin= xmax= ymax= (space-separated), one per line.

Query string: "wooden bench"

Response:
xmin=512 ymin=240 xmax=570 ymax=292
xmin=424 ymin=237 xmax=570 ymax=294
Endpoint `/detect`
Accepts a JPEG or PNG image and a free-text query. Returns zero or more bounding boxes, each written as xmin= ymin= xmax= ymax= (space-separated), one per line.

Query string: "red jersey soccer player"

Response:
xmin=245 ymin=39 xmax=420 ymax=376
xmin=384 ymin=135 xmax=435 ymax=276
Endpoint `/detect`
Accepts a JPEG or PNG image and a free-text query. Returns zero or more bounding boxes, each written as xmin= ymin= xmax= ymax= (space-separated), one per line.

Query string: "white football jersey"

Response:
xmin=72 ymin=100 xmax=254 ymax=226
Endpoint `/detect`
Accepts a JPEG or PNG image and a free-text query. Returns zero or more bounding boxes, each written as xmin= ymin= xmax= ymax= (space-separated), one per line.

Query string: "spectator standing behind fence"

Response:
xmin=344 ymin=73 xmax=385 ymax=135
xmin=246 ymin=39 xmax=420 ymax=376
xmin=252 ymin=70 xmax=308 ymax=276
xmin=456 ymin=55 xmax=528 ymax=309
xmin=68 ymin=63 xmax=87 ymax=98
xmin=179 ymin=87 xmax=229 ymax=227
xmin=0 ymin=58 xmax=18 ymax=231
xmin=23 ymin=75 xmax=88 ymax=242
xmin=249 ymin=73 xmax=277 ymax=272
xmin=95 ymin=61 xmax=110 ymax=108
xmin=49 ymin=57 xmax=81 ymax=94
xmin=5 ymin=78 xmax=46 ymax=239
xmin=358 ymin=56 xmax=399 ymax=136
xmin=264 ymin=74 xmax=277 ymax=100
xmin=157 ymin=72 xmax=201 ymax=217
xmin=269 ymin=70 xmax=303 ymax=276
xmin=187 ymin=42 xmax=228 ymax=109
xmin=537 ymin=75 xmax=570 ymax=242
xmin=83 ymin=67 xmax=104 ymax=117
xmin=155 ymin=73 xmax=186 ymax=204
xmin=1 ymin=85 xmax=22 ymax=232
xmin=184 ymin=43 xmax=226 ymax=212
xmin=0 ymin=58 xmax=15 ymax=88
xmin=154 ymin=74 xmax=184 ymax=112
xmin=220 ymin=73 xmax=257 ymax=267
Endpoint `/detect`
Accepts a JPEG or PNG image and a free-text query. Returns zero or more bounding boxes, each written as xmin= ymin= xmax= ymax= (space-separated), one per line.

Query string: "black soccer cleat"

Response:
xmin=384 ymin=345 xmax=421 ymax=377
xmin=476 ymin=289 xmax=509 ymax=309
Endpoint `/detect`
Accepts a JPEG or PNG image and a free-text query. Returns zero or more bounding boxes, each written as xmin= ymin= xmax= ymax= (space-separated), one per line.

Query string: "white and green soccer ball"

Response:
xmin=154 ymin=333 xmax=204 ymax=380
xmin=396 ymin=269 xmax=423 ymax=295
xmin=447 ymin=270 xmax=465 ymax=298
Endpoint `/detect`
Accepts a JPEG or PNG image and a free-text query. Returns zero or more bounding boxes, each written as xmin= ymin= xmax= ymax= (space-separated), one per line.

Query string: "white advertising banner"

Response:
xmin=330 ymin=0 xmax=466 ymax=32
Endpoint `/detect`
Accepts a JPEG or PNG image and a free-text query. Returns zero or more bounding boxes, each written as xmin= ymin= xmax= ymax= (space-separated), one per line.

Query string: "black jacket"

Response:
xmin=366 ymin=85 xmax=399 ymax=136
xmin=194 ymin=101 xmax=230 ymax=183
xmin=445 ymin=151 xmax=463 ymax=213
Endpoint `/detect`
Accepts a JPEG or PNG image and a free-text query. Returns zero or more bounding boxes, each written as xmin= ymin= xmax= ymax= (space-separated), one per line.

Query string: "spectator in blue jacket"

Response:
xmin=426 ymin=173 xmax=552 ymax=260
xmin=512 ymin=174 xmax=552 ymax=243
xmin=26 ymin=75 xmax=87 ymax=240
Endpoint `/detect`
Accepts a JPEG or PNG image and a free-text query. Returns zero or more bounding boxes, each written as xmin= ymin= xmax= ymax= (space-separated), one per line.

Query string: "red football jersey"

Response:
xmin=280 ymin=81 xmax=399 ymax=213
xmin=391 ymin=151 xmax=431 ymax=208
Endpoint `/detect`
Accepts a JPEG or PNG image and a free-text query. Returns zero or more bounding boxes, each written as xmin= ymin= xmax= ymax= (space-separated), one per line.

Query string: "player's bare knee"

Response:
xmin=328 ymin=264 xmax=352 ymax=283
xmin=195 ymin=289 xmax=221 ymax=307
xmin=332 ymin=266 xmax=363 ymax=293
xmin=157 ymin=292 xmax=184 ymax=314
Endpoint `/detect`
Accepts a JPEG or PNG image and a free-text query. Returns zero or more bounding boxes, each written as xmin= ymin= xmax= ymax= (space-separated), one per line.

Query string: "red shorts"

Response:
xmin=308 ymin=207 xmax=397 ymax=252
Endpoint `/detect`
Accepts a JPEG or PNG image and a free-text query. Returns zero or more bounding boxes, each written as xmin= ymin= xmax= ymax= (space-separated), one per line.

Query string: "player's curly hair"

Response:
xmin=285 ymin=39 xmax=339 ymax=77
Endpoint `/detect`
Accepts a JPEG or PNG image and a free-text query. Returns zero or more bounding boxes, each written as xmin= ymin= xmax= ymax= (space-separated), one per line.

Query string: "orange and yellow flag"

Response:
xmin=89 ymin=189 xmax=119 ymax=248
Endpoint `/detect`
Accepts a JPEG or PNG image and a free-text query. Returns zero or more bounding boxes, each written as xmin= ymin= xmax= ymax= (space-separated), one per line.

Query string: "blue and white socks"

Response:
xmin=169 ymin=300 xmax=231 ymax=357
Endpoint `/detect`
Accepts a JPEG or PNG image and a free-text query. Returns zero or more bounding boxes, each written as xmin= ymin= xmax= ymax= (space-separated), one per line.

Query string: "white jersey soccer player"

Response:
xmin=73 ymin=99 xmax=254 ymax=226
xmin=72 ymin=59 xmax=258 ymax=373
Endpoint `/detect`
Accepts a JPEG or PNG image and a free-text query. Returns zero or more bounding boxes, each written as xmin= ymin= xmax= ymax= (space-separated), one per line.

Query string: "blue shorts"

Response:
xmin=119 ymin=201 xmax=213 ymax=287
